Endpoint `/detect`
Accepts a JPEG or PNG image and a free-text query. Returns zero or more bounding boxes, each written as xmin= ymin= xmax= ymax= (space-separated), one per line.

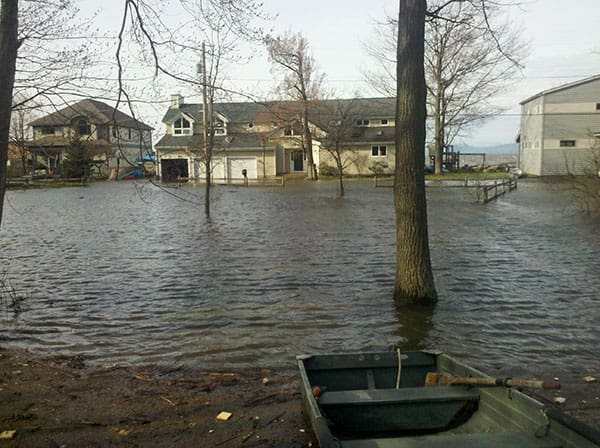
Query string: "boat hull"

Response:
xmin=297 ymin=351 xmax=600 ymax=447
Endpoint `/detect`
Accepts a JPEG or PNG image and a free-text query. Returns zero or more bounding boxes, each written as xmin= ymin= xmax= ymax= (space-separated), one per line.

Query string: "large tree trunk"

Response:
xmin=394 ymin=0 xmax=437 ymax=302
xmin=0 ymin=0 xmax=19 ymax=228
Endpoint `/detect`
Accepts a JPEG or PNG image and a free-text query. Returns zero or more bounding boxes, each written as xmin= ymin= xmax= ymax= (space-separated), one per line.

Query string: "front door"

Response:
xmin=292 ymin=150 xmax=304 ymax=172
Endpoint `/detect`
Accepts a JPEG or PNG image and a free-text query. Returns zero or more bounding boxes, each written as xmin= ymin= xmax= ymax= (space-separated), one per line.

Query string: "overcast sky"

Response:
xmin=84 ymin=0 xmax=600 ymax=148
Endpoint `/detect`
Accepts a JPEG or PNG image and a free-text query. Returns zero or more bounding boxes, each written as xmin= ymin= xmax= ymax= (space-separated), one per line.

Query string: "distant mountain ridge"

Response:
xmin=454 ymin=143 xmax=518 ymax=155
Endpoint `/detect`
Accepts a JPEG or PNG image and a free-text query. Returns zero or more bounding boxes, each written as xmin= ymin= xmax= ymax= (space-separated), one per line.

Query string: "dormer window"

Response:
xmin=77 ymin=118 xmax=91 ymax=135
xmin=213 ymin=118 xmax=226 ymax=135
xmin=283 ymin=123 xmax=301 ymax=137
xmin=174 ymin=117 xmax=191 ymax=135
xmin=41 ymin=126 xmax=55 ymax=135
xmin=355 ymin=119 xmax=370 ymax=127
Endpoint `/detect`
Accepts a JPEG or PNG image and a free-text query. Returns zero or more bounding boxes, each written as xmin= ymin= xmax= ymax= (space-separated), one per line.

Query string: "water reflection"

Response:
xmin=393 ymin=302 xmax=435 ymax=351
xmin=1 ymin=179 xmax=599 ymax=375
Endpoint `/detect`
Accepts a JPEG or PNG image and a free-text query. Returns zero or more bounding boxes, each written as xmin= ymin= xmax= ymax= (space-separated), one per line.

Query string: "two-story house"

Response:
xmin=155 ymin=95 xmax=279 ymax=182
xmin=154 ymin=95 xmax=396 ymax=182
xmin=519 ymin=74 xmax=600 ymax=176
xmin=28 ymin=99 xmax=153 ymax=177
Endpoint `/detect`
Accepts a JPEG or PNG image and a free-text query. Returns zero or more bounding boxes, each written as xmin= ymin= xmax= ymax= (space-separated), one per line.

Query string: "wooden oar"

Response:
xmin=425 ymin=372 xmax=560 ymax=390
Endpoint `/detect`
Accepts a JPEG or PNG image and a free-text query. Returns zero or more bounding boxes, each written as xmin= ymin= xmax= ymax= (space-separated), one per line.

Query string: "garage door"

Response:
xmin=195 ymin=158 xmax=225 ymax=181
xmin=161 ymin=158 xmax=189 ymax=181
xmin=227 ymin=157 xmax=258 ymax=180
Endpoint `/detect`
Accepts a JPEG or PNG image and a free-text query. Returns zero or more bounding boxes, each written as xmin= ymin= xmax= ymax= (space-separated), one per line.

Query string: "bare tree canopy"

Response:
xmin=114 ymin=0 xmax=269 ymax=214
xmin=366 ymin=0 xmax=526 ymax=173
xmin=316 ymin=98 xmax=362 ymax=196
xmin=265 ymin=31 xmax=325 ymax=180
xmin=14 ymin=0 xmax=99 ymax=110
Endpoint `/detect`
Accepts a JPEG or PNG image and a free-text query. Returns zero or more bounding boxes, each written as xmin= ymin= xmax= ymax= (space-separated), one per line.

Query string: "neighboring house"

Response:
xmin=154 ymin=95 xmax=396 ymax=182
xmin=28 ymin=99 xmax=153 ymax=177
xmin=518 ymin=74 xmax=600 ymax=176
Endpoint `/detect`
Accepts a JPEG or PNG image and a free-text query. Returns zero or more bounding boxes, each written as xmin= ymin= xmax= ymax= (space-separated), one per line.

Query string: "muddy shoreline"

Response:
xmin=1 ymin=347 xmax=599 ymax=447
xmin=0 ymin=348 xmax=314 ymax=447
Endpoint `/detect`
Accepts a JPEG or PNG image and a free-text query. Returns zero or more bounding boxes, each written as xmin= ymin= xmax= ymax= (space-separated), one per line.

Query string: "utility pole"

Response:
xmin=200 ymin=42 xmax=211 ymax=215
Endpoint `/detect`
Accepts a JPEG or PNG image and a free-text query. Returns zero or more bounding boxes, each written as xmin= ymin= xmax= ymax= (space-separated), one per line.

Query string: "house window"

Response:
xmin=41 ymin=126 xmax=55 ymax=135
xmin=380 ymin=119 xmax=388 ymax=125
xmin=596 ymin=103 xmax=600 ymax=111
xmin=77 ymin=119 xmax=91 ymax=135
xmin=174 ymin=117 xmax=191 ymax=135
xmin=213 ymin=119 xmax=226 ymax=135
xmin=355 ymin=119 xmax=370 ymax=127
xmin=283 ymin=125 xmax=297 ymax=136
xmin=128 ymin=128 xmax=132 ymax=139
xmin=372 ymin=145 xmax=387 ymax=157
xmin=559 ymin=140 xmax=576 ymax=147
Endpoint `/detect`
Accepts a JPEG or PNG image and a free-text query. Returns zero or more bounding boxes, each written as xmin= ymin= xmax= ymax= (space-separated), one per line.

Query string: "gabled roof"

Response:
xmin=161 ymin=102 xmax=261 ymax=124
xmin=162 ymin=97 xmax=396 ymax=126
xmin=520 ymin=73 xmax=600 ymax=105
xmin=29 ymin=99 xmax=154 ymax=130
xmin=155 ymin=132 xmax=268 ymax=150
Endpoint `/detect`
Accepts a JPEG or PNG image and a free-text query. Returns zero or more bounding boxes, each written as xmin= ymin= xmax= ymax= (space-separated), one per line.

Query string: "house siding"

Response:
xmin=544 ymin=78 xmax=600 ymax=104
xmin=519 ymin=97 xmax=544 ymax=175
xmin=519 ymin=76 xmax=600 ymax=176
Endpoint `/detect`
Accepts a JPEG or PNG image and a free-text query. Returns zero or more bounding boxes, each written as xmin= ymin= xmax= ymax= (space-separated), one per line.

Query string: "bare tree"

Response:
xmin=115 ymin=0 xmax=268 ymax=215
xmin=393 ymin=0 xmax=525 ymax=302
xmin=564 ymin=136 xmax=600 ymax=216
xmin=426 ymin=1 xmax=524 ymax=174
xmin=317 ymin=99 xmax=363 ymax=196
xmin=265 ymin=31 xmax=325 ymax=180
xmin=9 ymin=104 xmax=31 ymax=176
xmin=366 ymin=1 xmax=525 ymax=174
xmin=13 ymin=0 xmax=99 ymax=109
xmin=0 ymin=0 xmax=20 ymax=228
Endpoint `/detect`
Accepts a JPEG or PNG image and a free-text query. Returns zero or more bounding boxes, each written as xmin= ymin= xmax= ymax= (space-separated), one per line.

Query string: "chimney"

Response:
xmin=170 ymin=94 xmax=184 ymax=109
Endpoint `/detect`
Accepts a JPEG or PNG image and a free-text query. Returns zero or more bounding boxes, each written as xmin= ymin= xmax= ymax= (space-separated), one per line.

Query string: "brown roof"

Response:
xmin=29 ymin=99 xmax=153 ymax=131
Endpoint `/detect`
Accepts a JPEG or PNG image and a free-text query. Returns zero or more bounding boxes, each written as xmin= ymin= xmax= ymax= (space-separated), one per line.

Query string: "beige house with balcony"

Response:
xmin=154 ymin=95 xmax=396 ymax=182
xmin=519 ymin=74 xmax=600 ymax=176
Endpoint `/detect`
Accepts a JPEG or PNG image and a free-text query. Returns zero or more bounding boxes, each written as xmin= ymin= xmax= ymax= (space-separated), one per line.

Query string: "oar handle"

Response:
xmin=426 ymin=372 xmax=561 ymax=389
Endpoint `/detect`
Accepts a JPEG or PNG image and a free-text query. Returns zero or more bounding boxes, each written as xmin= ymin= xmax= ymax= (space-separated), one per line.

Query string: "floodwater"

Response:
xmin=1 ymin=179 xmax=599 ymax=375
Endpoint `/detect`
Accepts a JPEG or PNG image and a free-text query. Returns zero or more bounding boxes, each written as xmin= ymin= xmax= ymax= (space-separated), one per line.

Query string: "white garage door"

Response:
xmin=195 ymin=158 xmax=225 ymax=181
xmin=227 ymin=157 xmax=258 ymax=179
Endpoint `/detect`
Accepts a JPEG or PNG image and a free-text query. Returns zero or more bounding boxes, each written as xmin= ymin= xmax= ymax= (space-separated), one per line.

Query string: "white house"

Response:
xmin=519 ymin=74 xmax=600 ymax=176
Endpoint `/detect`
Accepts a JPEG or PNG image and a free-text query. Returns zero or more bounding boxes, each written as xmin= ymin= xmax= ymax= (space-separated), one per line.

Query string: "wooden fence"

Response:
xmin=477 ymin=177 xmax=518 ymax=203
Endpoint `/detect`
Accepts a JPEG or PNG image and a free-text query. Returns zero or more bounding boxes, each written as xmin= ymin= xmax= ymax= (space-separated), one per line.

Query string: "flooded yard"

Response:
xmin=1 ymin=179 xmax=599 ymax=376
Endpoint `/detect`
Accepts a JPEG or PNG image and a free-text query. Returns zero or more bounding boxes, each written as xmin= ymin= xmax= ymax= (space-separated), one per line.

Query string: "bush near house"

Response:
xmin=61 ymin=138 xmax=93 ymax=178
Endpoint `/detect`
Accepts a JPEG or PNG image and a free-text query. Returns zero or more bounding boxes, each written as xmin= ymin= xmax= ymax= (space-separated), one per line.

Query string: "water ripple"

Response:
xmin=2 ymin=180 xmax=599 ymax=375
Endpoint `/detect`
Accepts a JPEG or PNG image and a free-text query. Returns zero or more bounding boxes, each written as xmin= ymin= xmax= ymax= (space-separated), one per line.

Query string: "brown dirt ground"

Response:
xmin=0 ymin=348 xmax=315 ymax=447
xmin=1 ymin=347 xmax=599 ymax=447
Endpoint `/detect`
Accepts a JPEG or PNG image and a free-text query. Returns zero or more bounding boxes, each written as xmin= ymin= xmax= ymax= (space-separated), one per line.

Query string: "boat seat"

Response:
xmin=340 ymin=431 xmax=563 ymax=448
xmin=319 ymin=386 xmax=480 ymax=407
